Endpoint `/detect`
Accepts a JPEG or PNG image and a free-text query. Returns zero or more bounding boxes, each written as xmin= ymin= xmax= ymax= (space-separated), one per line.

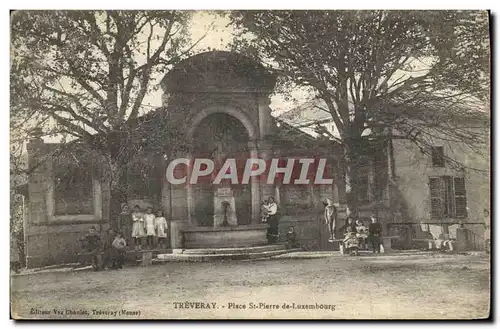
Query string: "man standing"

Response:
xmin=102 ymin=228 xmax=116 ymax=270
xmin=368 ymin=215 xmax=382 ymax=254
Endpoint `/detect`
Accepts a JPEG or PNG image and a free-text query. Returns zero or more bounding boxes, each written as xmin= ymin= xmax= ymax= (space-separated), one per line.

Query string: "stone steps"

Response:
xmin=172 ymin=244 xmax=286 ymax=255
xmin=154 ymin=246 xmax=302 ymax=263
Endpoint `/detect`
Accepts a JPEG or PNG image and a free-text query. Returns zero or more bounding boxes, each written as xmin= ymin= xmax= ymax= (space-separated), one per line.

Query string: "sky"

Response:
xmin=144 ymin=11 xmax=438 ymax=124
xmin=141 ymin=11 xmax=308 ymax=117
xmin=1 ymin=5 xmax=497 ymax=328
xmin=12 ymin=11 xmax=309 ymax=146
xmin=18 ymin=11 xmax=440 ymax=145
xmin=14 ymin=10 xmax=484 ymax=144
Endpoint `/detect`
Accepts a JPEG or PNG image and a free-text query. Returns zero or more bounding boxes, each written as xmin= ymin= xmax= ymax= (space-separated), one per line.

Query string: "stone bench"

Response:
xmin=413 ymin=238 xmax=455 ymax=251
xmin=127 ymin=249 xmax=156 ymax=266
xmin=334 ymin=236 xmax=397 ymax=255
xmin=76 ymin=251 xmax=104 ymax=269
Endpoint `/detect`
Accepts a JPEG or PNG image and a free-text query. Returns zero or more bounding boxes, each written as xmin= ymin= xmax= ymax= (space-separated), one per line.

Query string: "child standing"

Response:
xmin=355 ymin=219 xmax=368 ymax=250
xmin=144 ymin=207 xmax=156 ymax=249
xmin=112 ymin=231 xmax=127 ymax=269
xmin=261 ymin=200 xmax=270 ymax=223
xmin=131 ymin=205 xmax=145 ymax=250
xmin=155 ymin=210 xmax=168 ymax=249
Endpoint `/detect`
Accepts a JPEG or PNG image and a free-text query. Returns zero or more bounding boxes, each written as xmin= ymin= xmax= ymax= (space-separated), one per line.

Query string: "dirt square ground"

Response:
xmin=10 ymin=252 xmax=490 ymax=320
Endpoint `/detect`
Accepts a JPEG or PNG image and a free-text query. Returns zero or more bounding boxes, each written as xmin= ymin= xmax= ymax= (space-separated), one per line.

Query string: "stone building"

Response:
xmin=19 ymin=51 xmax=489 ymax=268
xmin=278 ymin=101 xmax=490 ymax=250
xmin=20 ymin=51 xmax=343 ymax=268
xmin=390 ymin=128 xmax=489 ymax=249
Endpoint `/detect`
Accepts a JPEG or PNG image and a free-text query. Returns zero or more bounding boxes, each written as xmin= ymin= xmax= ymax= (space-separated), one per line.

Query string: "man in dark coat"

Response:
xmin=102 ymin=228 xmax=116 ymax=269
xmin=368 ymin=215 xmax=382 ymax=253
xmin=266 ymin=197 xmax=280 ymax=243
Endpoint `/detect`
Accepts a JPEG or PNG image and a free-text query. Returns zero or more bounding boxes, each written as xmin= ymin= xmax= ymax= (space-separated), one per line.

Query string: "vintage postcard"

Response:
xmin=9 ymin=10 xmax=490 ymax=320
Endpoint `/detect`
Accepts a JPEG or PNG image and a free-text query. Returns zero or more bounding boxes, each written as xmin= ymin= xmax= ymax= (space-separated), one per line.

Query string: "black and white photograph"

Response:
xmin=8 ymin=9 xmax=491 ymax=320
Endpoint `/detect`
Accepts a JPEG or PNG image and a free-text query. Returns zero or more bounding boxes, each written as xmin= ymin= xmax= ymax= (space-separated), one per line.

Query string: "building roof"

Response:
xmin=161 ymin=51 xmax=276 ymax=94
xmin=278 ymin=99 xmax=341 ymax=140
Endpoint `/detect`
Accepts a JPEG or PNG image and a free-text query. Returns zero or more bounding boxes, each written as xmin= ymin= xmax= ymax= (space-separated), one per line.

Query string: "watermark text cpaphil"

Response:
xmin=165 ymin=157 xmax=334 ymax=185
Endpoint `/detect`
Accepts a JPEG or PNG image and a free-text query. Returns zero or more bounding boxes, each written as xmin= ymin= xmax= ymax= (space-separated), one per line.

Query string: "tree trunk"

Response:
xmin=343 ymin=136 xmax=367 ymax=218
xmin=108 ymin=155 xmax=129 ymax=229
xmin=103 ymin=130 xmax=132 ymax=230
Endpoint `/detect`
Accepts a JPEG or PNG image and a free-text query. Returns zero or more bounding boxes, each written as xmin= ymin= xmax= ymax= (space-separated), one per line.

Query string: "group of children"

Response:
xmin=343 ymin=215 xmax=382 ymax=253
xmin=131 ymin=205 xmax=168 ymax=250
xmin=345 ymin=218 xmax=369 ymax=249
xmin=80 ymin=226 xmax=127 ymax=271
xmin=80 ymin=205 xmax=169 ymax=270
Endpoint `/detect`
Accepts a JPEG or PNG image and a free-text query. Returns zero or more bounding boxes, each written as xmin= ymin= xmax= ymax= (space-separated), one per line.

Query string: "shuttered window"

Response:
xmin=429 ymin=176 xmax=468 ymax=219
xmin=443 ymin=176 xmax=453 ymax=216
xmin=429 ymin=178 xmax=444 ymax=218
xmin=453 ymin=177 xmax=467 ymax=218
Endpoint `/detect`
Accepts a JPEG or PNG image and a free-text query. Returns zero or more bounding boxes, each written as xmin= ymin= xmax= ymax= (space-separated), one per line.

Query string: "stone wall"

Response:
xmin=278 ymin=215 xmax=319 ymax=246
xmin=22 ymin=51 xmax=345 ymax=266
xmin=24 ymin=140 xmax=111 ymax=268
xmin=391 ymin=135 xmax=489 ymax=246
xmin=26 ymin=222 xmax=109 ymax=268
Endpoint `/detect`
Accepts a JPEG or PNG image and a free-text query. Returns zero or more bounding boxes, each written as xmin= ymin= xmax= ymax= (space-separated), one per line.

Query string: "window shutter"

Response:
xmin=429 ymin=178 xmax=443 ymax=218
xmin=443 ymin=176 xmax=453 ymax=216
xmin=453 ymin=177 xmax=467 ymax=218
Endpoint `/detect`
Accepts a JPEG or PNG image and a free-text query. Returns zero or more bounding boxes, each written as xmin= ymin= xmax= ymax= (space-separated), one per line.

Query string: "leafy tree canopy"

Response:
xmin=229 ymin=10 xmax=490 ymax=210
xmin=11 ymin=10 xmax=199 ymax=154
xmin=230 ymin=10 xmax=489 ymax=153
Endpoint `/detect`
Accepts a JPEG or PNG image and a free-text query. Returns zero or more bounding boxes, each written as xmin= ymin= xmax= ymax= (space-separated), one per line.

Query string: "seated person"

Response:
xmin=79 ymin=226 xmax=102 ymax=271
xmin=286 ymin=226 xmax=299 ymax=249
xmin=112 ymin=231 xmax=127 ymax=269
xmin=343 ymin=226 xmax=359 ymax=250
xmin=344 ymin=217 xmax=357 ymax=234
xmin=437 ymin=233 xmax=455 ymax=251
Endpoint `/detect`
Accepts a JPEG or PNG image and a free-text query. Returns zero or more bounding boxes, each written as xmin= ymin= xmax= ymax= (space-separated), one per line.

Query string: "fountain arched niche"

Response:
xmin=161 ymin=51 xmax=276 ymax=249
xmin=191 ymin=112 xmax=252 ymax=227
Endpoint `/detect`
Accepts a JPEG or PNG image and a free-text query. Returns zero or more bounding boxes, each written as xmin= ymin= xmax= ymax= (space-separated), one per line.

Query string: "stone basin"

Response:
xmin=182 ymin=224 xmax=269 ymax=249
